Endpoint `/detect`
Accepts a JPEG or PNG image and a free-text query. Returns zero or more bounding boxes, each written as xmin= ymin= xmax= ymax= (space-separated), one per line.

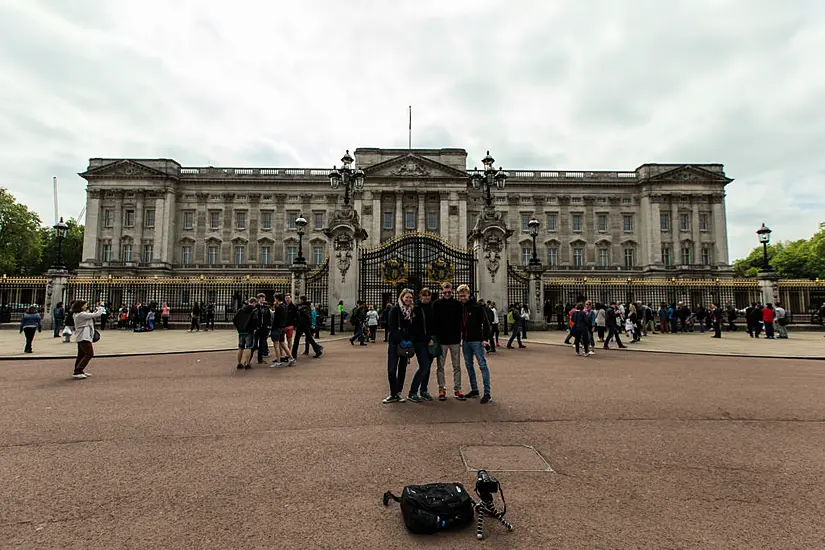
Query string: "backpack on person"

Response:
xmin=383 ymin=483 xmax=474 ymax=535
xmin=233 ymin=307 xmax=256 ymax=333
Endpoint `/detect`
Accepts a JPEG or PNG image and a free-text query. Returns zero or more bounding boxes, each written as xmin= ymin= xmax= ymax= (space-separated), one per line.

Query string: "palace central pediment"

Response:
xmin=647 ymin=165 xmax=733 ymax=184
xmin=363 ymin=153 xmax=469 ymax=179
xmin=80 ymin=159 xmax=172 ymax=179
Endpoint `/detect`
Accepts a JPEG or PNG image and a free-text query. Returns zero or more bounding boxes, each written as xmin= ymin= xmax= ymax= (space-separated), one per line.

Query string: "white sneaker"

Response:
xmin=72 ymin=373 xmax=88 ymax=380
xmin=587 ymin=351 xmax=595 ymax=356
xmin=270 ymin=362 xmax=283 ymax=368
xmin=287 ymin=359 xmax=296 ymax=366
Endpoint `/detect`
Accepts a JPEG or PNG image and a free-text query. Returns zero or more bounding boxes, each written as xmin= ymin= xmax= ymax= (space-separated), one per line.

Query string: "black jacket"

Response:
xmin=605 ymin=307 xmax=618 ymax=329
xmin=411 ymin=301 xmax=435 ymax=343
xmin=255 ymin=304 xmax=271 ymax=332
xmin=571 ymin=309 xmax=590 ymax=333
xmin=461 ymin=298 xmax=491 ymax=342
xmin=271 ymin=303 xmax=287 ymax=331
xmin=297 ymin=301 xmax=312 ymax=328
xmin=286 ymin=302 xmax=299 ymax=327
xmin=387 ymin=304 xmax=413 ymax=345
xmin=433 ymin=297 xmax=463 ymax=345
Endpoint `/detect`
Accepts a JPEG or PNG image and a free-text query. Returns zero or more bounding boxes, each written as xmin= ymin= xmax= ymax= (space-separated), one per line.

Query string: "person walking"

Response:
xmin=380 ymin=302 xmax=391 ymax=342
xmin=488 ymin=300 xmax=500 ymax=348
xmin=161 ymin=303 xmax=170 ymax=329
xmin=570 ymin=303 xmax=593 ymax=357
xmin=603 ymin=302 xmax=627 ymax=349
xmin=205 ymin=302 xmax=216 ymax=331
xmin=19 ymin=306 xmax=42 ymax=353
xmin=71 ymin=300 xmax=105 ymax=379
xmin=233 ymin=297 xmax=258 ymax=370
xmin=520 ymin=304 xmax=530 ymax=340
xmin=506 ymin=303 xmax=526 ymax=349
xmin=457 ymin=285 xmax=493 ymax=403
xmin=349 ymin=301 xmax=367 ymax=346
xmin=710 ymin=302 xmax=723 ymax=338
xmin=774 ymin=302 xmax=789 ymax=339
xmin=254 ymin=294 xmax=272 ymax=364
xmin=292 ymin=296 xmax=323 ymax=360
xmin=595 ymin=304 xmax=606 ymax=342
xmin=408 ymin=288 xmax=435 ymax=402
xmin=762 ymin=303 xmax=776 ymax=339
xmin=270 ymin=294 xmax=295 ymax=367
xmin=311 ymin=304 xmax=320 ymax=339
xmin=434 ymin=282 xmax=465 ymax=401
xmin=366 ymin=304 xmax=379 ymax=342
xmin=284 ymin=295 xmax=298 ymax=352
xmin=385 ymin=288 xmax=414 ymax=404
xmin=188 ymin=302 xmax=201 ymax=332
xmin=52 ymin=302 xmax=65 ymax=338
xmin=481 ymin=299 xmax=496 ymax=353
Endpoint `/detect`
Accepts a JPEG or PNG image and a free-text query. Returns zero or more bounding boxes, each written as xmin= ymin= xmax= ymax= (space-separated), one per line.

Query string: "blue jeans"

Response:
xmin=507 ymin=321 xmax=522 ymax=346
xmin=53 ymin=318 xmax=63 ymax=337
xmin=462 ymin=341 xmax=491 ymax=396
xmin=409 ymin=341 xmax=433 ymax=395
xmin=350 ymin=324 xmax=365 ymax=344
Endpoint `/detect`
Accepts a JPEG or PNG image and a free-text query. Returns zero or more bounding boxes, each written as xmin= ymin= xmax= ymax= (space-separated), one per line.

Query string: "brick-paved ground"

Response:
xmin=1 ymin=340 xmax=824 ymax=549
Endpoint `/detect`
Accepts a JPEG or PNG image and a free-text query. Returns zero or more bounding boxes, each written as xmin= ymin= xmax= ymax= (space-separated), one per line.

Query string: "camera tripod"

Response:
xmin=473 ymin=497 xmax=514 ymax=540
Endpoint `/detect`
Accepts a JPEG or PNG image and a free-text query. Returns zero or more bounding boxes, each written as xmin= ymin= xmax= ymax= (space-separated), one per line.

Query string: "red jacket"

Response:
xmin=762 ymin=308 xmax=775 ymax=323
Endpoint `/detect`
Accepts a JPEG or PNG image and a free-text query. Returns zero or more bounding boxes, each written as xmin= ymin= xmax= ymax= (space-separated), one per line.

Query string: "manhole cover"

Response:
xmin=460 ymin=445 xmax=554 ymax=472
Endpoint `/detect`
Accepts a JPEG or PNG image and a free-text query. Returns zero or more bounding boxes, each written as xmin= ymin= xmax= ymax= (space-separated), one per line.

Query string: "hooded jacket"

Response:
xmin=461 ymin=298 xmax=491 ymax=342
xmin=433 ymin=297 xmax=463 ymax=345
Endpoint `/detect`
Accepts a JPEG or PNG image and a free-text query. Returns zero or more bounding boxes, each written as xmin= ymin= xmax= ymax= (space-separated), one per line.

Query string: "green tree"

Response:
xmin=733 ymin=227 xmax=825 ymax=279
xmin=33 ymin=218 xmax=84 ymax=274
xmin=0 ymin=189 xmax=42 ymax=275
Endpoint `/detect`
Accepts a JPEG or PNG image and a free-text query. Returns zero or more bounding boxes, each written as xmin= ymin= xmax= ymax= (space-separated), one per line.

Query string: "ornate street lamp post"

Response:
xmin=757 ymin=223 xmax=772 ymax=271
xmin=528 ymin=217 xmax=541 ymax=266
xmin=52 ymin=217 xmax=69 ymax=270
xmin=328 ymin=150 xmax=365 ymax=207
xmin=469 ymin=151 xmax=509 ymax=208
xmin=294 ymin=213 xmax=307 ymax=265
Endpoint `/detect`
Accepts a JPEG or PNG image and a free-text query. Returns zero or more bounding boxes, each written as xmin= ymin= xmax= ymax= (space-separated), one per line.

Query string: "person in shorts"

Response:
xmin=284 ymin=294 xmax=298 ymax=351
xmin=234 ymin=297 xmax=257 ymax=370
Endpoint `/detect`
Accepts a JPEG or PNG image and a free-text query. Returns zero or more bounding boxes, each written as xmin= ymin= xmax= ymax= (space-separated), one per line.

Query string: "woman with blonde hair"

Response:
xmin=384 ymin=288 xmax=414 ymax=404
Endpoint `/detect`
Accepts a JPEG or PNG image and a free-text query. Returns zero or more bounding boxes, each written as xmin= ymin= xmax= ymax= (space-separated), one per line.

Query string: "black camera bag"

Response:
xmin=383 ymin=483 xmax=474 ymax=535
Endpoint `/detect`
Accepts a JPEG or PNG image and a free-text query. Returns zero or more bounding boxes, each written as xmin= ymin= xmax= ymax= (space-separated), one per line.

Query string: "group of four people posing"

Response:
xmin=384 ymin=282 xmax=493 ymax=405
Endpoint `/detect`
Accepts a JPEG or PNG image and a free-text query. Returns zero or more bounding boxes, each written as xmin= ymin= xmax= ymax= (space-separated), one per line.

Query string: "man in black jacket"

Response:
xmin=349 ymin=301 xmax=367 ymax=346
xmin=407 ymin=288 xmax=436 ymax=402
xmin=291 ymin=295 xmax=322 ymax=360
xmin=457 ymin=285 xmax=492 ymax=404
xmin=603 ymin=302 xmax=627 ymax=349
xmin=270 ymin=294 xmax=295 ymax=366
xmin=433 ymin=282 xmax=466 ymax=401
xmin=254 ymin=293 xmax=272 ymax=364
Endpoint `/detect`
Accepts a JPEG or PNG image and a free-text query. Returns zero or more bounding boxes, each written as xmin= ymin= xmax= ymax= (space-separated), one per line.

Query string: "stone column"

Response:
xmin=638 ymin=195 xmax=651 ymax=267
xmin=671 ymin=200 xmax=680 ymax=265
xmin=394 ymin=194 xmax=403 ymax=236
xmin=162 ymin=189 xmax=176 ymax=267
xmin=712 ymin=195 xmax=729 ymax=264
xmin=458 ymin=193 xmax=468 ymax=248
xmin=371 ymin=193 xmax=382 ymax=248
xmin=649 ymin=200 xmax=663 ymax=266
xmin=81 ymin=189 xmax=101 ymax=265
xmin=290 ymin=263 xmax=309 ymax=299
xmin=691 ymin=202 xmax=701 ymax=265
xmin=112 ymin=191 xmax=123 ymax=261
xmin=470 ymin=206 xmax=513 ymax=314
xmin=417 ymin=193 xmax=425 ymax=232
xmin=324 ymin=205 xmax=368 ymax=314
xmin=134 ymin=191 xmax=145 ymax=264
xmin=448 ymin=192 xmax=459 ymax=243
xmin=42 ymin=268 xmax=69 ymax=330
xmin=439 ymin=191 xmax=449 ymax=237
xmin=526 ymin=264 xmax=546 ymax=329
xmin=758 ymin=270 xmax=779 ymax=307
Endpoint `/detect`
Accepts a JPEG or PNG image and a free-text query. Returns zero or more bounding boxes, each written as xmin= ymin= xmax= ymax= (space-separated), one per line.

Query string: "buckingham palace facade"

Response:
xmin=77 ymin=147 xmax=733 ymax=278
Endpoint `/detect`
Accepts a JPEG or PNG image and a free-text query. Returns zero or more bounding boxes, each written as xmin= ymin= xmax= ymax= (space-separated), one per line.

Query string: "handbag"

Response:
xmin=397 ymin=340 xmax=415 ymax=358
xmin=93 ymin=329 xmax=101 ymax=343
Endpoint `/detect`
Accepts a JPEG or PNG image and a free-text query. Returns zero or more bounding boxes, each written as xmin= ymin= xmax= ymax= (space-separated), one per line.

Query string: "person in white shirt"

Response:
xmin=366 ymin=304 xmax=380 ymax=342
xmin=774 ymin=302 xmax=789 ymax=339
xmin=488 ymin=301 xmax=500 ymax=347
xmin=71 ymin=300 xmax=106 ymax=379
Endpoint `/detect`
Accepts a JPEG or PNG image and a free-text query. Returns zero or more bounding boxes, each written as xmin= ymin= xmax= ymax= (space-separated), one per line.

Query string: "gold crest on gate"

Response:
xmin=428 ymin=257 xmax=454 ymax=284
xmin=381 ymin=258 xmax=408 ymax=284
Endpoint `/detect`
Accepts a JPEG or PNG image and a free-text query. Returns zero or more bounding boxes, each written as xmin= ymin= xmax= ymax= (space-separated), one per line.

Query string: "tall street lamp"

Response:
xmin=328 ymin=150 xmax=365 ymax=207
xmin=528 ymin=216 xmax=541 ymax=266
xmin=52 ymin=217 xmax=69 ymax=270
xmin=469 ymin=150 xmax=509 ymax=208
xmin=756 ymin=223 xmax=772 ymax=271
xmin=294 ymin=213 xmax=308 ymax=265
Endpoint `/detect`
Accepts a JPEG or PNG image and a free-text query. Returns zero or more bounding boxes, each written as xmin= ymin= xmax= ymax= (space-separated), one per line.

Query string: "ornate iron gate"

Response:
xmin=507 ymin=262 xmax=529 ymax=308
xmin=305 ymin=259 xmax=329 ymax=314
xmin=359 ymin=232 xmax=476 ymax=308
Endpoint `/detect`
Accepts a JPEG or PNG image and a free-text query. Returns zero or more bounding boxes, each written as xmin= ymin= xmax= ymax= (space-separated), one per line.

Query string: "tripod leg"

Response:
xmin=486 ymin=503 xmax=515 ymax=532
xmin=476 ymin=502 xmax=485 ymax=540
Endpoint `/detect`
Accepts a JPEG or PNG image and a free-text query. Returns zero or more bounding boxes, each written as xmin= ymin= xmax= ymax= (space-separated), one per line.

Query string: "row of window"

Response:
xmin=511 ymin=212 xmax=712 ymax=234
xmin=381 ymin=211 xmax=440 ymax=231
xmin=660 ymin=213 xmax=710 ymax=232
xmin=520 ymin=245 xmax=713 ymax=267
xmin=102 ymin=209 xmax=327 ymax=232
xmin=99 ymin=242 xmax=325 ymax=266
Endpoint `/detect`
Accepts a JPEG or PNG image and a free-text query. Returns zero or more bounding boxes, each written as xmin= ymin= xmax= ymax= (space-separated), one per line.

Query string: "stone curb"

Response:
xmin=0 ymin=336 xmax=352 ymax=362
xmin=528 ymin=338 xmax=825 ymax=361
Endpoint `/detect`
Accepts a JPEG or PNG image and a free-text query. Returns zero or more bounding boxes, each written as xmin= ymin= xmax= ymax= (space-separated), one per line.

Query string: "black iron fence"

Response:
xmin=778 ymin=280 xmax=825 ymax=324
xmin=0 ymin=276 xmax=47 ymax=322
xmin=507 ymin=263 xmax=530 ymax=308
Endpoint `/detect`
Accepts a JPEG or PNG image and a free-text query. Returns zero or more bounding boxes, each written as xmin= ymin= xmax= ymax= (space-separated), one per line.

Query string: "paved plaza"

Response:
xmin=1 ymin=337 xmax=824 ymax=549
xmin=2 ymin=325 xmax=825 ymax=360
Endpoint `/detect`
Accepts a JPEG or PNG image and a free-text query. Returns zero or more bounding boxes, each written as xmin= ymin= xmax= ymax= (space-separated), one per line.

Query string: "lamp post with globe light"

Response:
xmin=52 ymin=217 xmax=69 ymax=270
xmin=469 ymin=151 xmax=509 ymax=209
xmin=327 ymin=150 xmax=365 ymax=207
xmin=757 ymin=223 xmax=772 ymax=272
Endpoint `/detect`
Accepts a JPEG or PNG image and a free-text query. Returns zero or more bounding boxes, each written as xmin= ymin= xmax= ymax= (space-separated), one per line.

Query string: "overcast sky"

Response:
xmin=1 ymin=0 xmax=823 ymax=260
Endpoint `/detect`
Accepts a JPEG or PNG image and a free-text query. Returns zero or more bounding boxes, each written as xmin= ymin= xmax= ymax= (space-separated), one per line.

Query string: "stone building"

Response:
xmin=78 ymin=147 xmax=733 ymax=277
